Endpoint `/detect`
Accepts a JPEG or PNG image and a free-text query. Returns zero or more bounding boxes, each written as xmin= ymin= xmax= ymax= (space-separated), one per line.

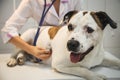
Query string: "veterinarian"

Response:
xmin=1 ymin=0 xmax=82 ymax=60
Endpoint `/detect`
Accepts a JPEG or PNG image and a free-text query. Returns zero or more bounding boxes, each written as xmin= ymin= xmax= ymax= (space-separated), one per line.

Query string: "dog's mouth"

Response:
xmin=70 ymin=46 xmax=94 ymax=63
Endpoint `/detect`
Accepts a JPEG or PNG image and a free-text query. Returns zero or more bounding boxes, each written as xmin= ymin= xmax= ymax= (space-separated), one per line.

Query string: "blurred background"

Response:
xmin=0 ymin=0 xmax=120 ymax=58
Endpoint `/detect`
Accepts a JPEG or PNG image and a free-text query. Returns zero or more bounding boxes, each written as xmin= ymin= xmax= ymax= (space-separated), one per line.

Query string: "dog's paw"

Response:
xmin=115 ymin=60 xmax=120 ymax=69
xmin=96 ymin=74 xmax=107 ymax=80
xmin=7 ymin=58 xmax=17 ymax=67
xmin=88 ymin=74 xmax=107 ymax=80
xmin=110 ymin=60 xmax=120 ymax=70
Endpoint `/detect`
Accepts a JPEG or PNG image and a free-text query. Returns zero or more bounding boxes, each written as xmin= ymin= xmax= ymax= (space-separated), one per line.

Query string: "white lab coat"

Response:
xmin=1 ymin=0 xmax=83 ymax=43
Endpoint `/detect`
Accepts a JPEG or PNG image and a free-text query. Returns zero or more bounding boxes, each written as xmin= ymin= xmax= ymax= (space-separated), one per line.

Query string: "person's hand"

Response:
xmin=28 ymin=46 xmax=51 ymax=60
xmin=8 ymin=36 xmax=51 ymax=60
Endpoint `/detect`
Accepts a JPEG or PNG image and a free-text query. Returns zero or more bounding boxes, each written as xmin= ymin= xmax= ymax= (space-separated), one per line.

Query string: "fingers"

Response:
xmin=39 ymin=49 xmax=51 ymax=54
xmin=37 ymin=49 xmax=51 ymax=60
xmin=31 ymin=46 xmax=51 ymax=60
xmin=37 ymin=51 xmax=51 ymax=60
xmin=36 ymin=46 xmax=45 ymax=50
xmin=36 ymin=47 xmax=50 ymax=53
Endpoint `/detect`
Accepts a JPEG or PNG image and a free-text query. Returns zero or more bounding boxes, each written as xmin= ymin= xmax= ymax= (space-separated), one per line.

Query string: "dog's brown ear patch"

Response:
xmin=83 ymin=11 xmax=88 ymax=15
xmin=63 ymin=10 xmax=78 ymax=23
xmin=90 ymin=12 xmax=103 ymax=29
xmin=48 ymin=27 xmax=61 ymax=39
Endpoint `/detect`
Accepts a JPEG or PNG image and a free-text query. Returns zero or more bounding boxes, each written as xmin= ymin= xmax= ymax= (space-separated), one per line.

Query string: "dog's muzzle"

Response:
xmin=67 ymin=39 xmax=94 ymax=63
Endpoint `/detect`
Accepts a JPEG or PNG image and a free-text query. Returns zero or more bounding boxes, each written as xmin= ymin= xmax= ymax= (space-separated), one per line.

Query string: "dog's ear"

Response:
xmin=95 ymin=11 xmax=117 ymax=30
xmin=63 ymin=10 xmax=78 ymax=24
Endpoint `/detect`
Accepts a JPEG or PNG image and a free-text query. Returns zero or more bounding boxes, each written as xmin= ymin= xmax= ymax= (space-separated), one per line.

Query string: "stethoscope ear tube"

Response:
xmin=33 ymin=0 xmax=56 ymax=46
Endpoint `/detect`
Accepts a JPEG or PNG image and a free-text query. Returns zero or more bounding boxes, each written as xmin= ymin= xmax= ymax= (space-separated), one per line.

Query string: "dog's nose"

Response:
xmin=67 ymin=39 xmax=80 ymax=52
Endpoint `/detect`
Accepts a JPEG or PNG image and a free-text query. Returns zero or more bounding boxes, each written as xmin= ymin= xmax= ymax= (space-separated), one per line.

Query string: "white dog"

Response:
xmin=7 ymin=11 xmax=120 ymax=80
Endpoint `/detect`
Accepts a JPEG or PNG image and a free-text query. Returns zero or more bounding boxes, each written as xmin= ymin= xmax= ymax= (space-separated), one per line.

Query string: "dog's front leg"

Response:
xmin=16 ymin=50 xmax=27 ymax=65
xmin=55 ymin=66 xmax=106 ymax=80
xmin=101 ymin=52 xmax=120 ymax=69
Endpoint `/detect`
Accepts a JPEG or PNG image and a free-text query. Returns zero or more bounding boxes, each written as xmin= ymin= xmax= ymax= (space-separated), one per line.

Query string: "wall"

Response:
xmin=0 ymin=0 xmax=120 ymax=57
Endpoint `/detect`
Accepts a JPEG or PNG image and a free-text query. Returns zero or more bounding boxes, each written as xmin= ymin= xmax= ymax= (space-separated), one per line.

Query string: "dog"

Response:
xmin=7 ymin=11 xmax=120 ymax=80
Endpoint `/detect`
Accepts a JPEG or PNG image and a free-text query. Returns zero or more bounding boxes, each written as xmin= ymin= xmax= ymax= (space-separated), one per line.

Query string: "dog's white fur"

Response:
xmin=8 ymin=11 xmax=120 ymax=80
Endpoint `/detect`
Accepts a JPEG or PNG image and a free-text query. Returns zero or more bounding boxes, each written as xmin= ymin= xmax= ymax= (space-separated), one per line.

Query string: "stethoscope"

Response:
xmin=33 ymin=0 xmax=56 ymax=46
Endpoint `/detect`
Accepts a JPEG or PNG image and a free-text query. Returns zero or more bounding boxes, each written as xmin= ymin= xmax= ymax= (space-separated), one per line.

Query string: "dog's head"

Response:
xmin=66 ymin=11 xmax=117 ymax=63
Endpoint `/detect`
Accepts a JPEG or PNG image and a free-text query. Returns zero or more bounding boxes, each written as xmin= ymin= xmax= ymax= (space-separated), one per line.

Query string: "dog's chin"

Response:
xmin=70 ymin=46 xmax=94 ymax=63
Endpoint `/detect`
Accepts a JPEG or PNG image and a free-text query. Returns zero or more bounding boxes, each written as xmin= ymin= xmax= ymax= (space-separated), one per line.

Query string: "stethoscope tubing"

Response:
xmin=33 ymin=0 xmax=56 ymax=46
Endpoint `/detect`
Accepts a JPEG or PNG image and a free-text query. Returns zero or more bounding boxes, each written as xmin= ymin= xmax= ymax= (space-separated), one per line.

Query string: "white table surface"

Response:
xmin=0 ymin=53 xmax=120 ymax=80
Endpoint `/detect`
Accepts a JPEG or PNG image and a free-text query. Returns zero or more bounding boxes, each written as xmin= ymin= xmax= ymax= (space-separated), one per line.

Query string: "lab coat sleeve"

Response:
xmin=1 ymin=0 xmax=33 ymax=43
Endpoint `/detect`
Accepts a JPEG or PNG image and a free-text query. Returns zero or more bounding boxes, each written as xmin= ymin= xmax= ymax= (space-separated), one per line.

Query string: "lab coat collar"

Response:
xmin=38 ymin=0 xmax=69 ymax=18
xmin=48 ymin=0 xmax=68 ymax=18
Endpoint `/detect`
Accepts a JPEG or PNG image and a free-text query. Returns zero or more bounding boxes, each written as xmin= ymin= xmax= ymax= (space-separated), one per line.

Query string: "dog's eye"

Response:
xmin=87 ymin=27 xmax=94 ymax=33
xmin=68 ymin=24 xmax=74 ymax=31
